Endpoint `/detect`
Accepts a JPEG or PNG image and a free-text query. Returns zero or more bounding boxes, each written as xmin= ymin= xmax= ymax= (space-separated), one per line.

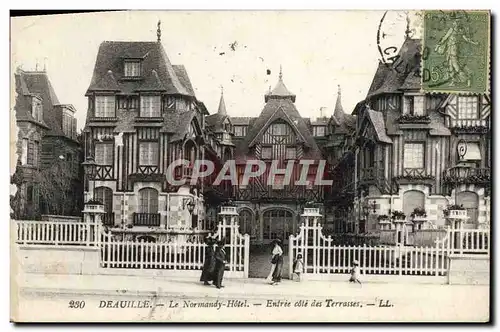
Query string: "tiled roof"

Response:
xmin=366 ymin=109 xmax=392 ymax=143
xmin=136 ymin=69 xmax=166 ymax=91
xmin=86 ymin=41 xmax=193 ymax=97
xmin=170 ymin=110 xmax=198 ymax=142
xmin=230 ymin=117 xmax=253 ymax=125
xmin=264 ymin=71 xmax=296 ymax=103
xmin=366 ymin=38 xmax=421 ymax=97
xmin=18 ymin=71 xmax=65 ymax=136
xmin=205 ymin=113 xmax=228 ymax=132
xmin=236 ymin=98 xmax=321 ymax=159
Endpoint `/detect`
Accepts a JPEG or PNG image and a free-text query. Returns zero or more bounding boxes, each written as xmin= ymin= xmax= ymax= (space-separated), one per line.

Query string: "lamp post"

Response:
xmin=82 ymin=156 xmax=97 ymax=202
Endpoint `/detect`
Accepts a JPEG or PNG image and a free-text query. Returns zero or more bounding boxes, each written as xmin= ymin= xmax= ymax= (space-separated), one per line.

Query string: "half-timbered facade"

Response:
xmin=217 ymin=70 xmax=329 ymax=244
xmin=330 ymin=37 xmax=491 ymax=233
xmin=83 ymin=33 xmax=208 ymax=232
xmin=12 ymin=68 xmax=81 ymax=218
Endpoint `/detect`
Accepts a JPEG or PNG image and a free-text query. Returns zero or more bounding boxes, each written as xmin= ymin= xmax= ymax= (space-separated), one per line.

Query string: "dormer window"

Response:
xmin=124 ymin=60 xmax=141 ymax=77
xmin=31 ymin=96 xmax=43 ymax=122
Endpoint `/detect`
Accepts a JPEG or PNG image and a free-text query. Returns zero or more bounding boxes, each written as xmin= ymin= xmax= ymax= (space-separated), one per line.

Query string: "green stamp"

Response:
xmin=422 ymin=10 xmax=490 ymax=94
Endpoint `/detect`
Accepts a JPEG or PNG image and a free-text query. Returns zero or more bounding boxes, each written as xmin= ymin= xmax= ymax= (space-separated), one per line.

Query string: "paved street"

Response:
xmin=13 ymin=273 xmax=489 ymax=322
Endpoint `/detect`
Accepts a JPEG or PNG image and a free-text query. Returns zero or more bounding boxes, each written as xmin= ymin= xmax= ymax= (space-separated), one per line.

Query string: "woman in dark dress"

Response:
xmin=213 ymin=239 xmax=228 ymax=289
xmin=200 ymin=236 xmax=216 ymax=285
xmin=271 ymin=239 xmax=284 ymax=285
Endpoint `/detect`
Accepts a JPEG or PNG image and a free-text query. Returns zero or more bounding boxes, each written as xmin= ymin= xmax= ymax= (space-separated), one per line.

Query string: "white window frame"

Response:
xmin=234 ymin=126 xmax=244 ymax=137
xmin=62 ymin=109 xmax=73 ymax=137
xmin=124 ymin=61 xmax=141 ymax=77
xmin=403 ymin=143 xmax=424 ymax=169
xmin=138 ymin=188 xmax=159 ymax=214
xmin=95 ymin=142 xmax=114 ymax=165
xmin=140 ymin=96 xmax=161 ymax=117
xmin=95 ymin=96 xmax=116 ymax=118
xmin=139 ymin=141 xmax=159 ymax=166
xmin=458 ymin=96 xmax=479 ymax=119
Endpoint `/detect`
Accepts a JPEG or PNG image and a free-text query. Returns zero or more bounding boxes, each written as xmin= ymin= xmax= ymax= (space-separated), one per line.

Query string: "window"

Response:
xmin=261 ymin=146 xmax=272 ymax=159
xmin=271 ymin=123 xmax=287 ymax=135
xmin=314 ymin=126 xmax=326 ymax=137
xmin=272 ymin=175 xmax=285 ymax=190
xmin=21 ymin=139 xmax=28 ymax=165
xmin=138 ymin=188 xmax=158 ymax=213
xmin=140 ymin=96 xmax=161 ymax=117
xmin=62 ymin=110 xmax=73 ymax=137
xmin=95 ymin=96 xmax=115 ymax=118
xmin=234 ymin=126 xmax=245 ymax=137
xmin=124 ymin=61 xmax=141 ymax=77
xmin=404 ymin=95 xmax=425 ymax=115
xmin=286 ymin=147 xmax=296 ymax=159
xmin=166 ymin=96 xmax=176 ymax=110
xmin=32 ymin=97 xmax=43 ymax=122
xmin=95 ymin=187 xmax=113 ymax=213
xmin=95 ymin=143 xmax=113 ymax=165
xmin=118 ymin=96 xmax=139 ymax=109
xmin=139 ymin=142 xmax=159 ymax=165
xmin=26 ymin=140 xmax=39 ymax=167
xmin=458 ymin=96 xmax=478 ymax=119
xmin=404 ymin=143 xmax=424 ymax=169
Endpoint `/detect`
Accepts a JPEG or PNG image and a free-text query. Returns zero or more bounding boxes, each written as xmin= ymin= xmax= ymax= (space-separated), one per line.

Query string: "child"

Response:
xmin=292 ymin=253 xmax=304 ymax=282
xmin=349 ymin=260 xmax=362 ymax=285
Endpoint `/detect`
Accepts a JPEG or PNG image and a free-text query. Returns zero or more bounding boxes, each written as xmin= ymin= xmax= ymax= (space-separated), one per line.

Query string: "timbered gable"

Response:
xmin=444 ymin=94 xmax=491 ymax=129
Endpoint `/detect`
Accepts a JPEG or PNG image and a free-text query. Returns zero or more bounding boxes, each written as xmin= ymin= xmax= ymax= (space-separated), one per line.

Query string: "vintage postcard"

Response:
xmin=10 ymin=10 xmax=491 ymax=323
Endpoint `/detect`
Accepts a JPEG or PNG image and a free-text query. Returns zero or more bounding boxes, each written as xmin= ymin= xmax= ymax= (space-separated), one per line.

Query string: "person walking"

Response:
xmin=213 ymin=238 xmax=228 ymax=289
xmin=270 ymin=239 xmax=284 ymax=285
xmin=200 ymin=236 xmax=216 ymax=286
xmin=349 ymin=260 xmax=362 ymax=285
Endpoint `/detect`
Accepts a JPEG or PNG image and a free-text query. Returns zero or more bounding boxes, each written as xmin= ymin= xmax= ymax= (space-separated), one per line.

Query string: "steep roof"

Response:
xmin=17 ymin=70 xmax=66 ymax=136
xmin=217 ymin=91 xmax=227 ymax=115
xmin=230 ymin=117 xmax=253 ymax=125
xmin=86 ymin=41 xmax=194 ymax=97
xmin=366 ymin=109 xmax=392 ymax=143
xmin=366 ymin=38 xmax=421 ymax=97
xmin=236 ymin=98 xmax=321 ymax=158
xmin=264 ymin=69 xmax=296 ymax=103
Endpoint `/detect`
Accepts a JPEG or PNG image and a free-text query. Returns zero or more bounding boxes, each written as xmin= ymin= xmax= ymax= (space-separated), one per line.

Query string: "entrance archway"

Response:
xmin=262 ymin=209 xmax=295 ymax=244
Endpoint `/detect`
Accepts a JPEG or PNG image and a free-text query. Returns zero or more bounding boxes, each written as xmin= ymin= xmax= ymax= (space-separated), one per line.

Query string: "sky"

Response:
xmin=10 ymin=10 xmax=421 ymax=130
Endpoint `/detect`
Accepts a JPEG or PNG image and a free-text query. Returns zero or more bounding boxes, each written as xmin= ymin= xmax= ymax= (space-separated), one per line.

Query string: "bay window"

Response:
xmin=458 ymin=96 xmax=479 ymax=119
xmin=139 ymin=142 xmax=159 ymax=166
xmin=403 ymin=143 xmax=424 ymax=169
xmin=140 ymin=96 xmax=161 ymax=117
xmin=95 ymin=96 xmax=116 ymax=118
xmin=95 ymin=143 xmax=113 ymax=165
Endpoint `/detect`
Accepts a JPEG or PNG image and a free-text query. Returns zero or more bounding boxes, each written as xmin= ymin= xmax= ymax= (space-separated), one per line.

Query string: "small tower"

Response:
xmin=217 ymin=85 xmax=227 ymax=116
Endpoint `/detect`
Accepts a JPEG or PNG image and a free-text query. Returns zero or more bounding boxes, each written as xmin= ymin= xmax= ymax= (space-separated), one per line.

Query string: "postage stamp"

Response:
xmin=422 ymin=10 xmax=490 ymax=94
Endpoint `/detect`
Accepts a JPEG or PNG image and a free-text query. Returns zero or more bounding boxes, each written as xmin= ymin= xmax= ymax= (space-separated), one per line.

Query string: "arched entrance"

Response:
xmin=262 ymin=209 xmax=295 ymax=244
xmin=238 ymin=209 xmax=257 ymax=240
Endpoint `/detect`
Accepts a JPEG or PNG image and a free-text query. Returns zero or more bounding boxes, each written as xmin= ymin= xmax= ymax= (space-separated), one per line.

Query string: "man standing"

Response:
xmin=200 ymin=236 xmax=216 ymax=285
xmin=213 ymin=238 xmax=228 ymax=289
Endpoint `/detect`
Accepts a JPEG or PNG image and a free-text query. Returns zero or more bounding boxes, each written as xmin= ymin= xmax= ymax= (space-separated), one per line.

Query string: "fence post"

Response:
xmin=398 ymin=245 xmax=403 ymax=275
xmin=86 ymin=220 xmax=91 ymax=247
xmin=244 ymin=234 xmax=250 ymax=278
xmin=362 ymin=243 xmax=367 ymax=275
xmin=289 ymin=234 xmax=294 ymax=280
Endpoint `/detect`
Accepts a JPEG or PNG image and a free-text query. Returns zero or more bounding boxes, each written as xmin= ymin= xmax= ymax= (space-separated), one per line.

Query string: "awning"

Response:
xmin=463 ymin=142 xmax=481 ymax=160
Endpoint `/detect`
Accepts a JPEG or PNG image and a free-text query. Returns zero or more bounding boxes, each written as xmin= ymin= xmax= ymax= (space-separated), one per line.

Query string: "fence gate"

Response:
xmin=212 ymin=221 xmax=250 ymax=278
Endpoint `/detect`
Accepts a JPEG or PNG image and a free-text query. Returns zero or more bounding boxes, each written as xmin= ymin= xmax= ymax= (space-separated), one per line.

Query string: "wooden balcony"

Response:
xmin=102 ymin=213 xmax=115 ymax=227
xmin=394 ymin=168 xmax=434 ymax=185
xmin=443 ymin=167 xmax=490 ymax=186
xmin=359 ymin=167 xmax=397 ymax=195
xmin=133 ymin=213 xmax=161 ymax=227
xmin=95 ymin=165 xmax=113 ymax=180
xmin=137 ymin=165 xmax=160 ymax=175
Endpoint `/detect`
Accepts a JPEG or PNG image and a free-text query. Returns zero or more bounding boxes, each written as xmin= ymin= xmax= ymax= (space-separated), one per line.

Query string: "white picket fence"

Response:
xmin=15 ymin=219 xmax=100 ymax=246
xmin=100 ymin=221 xmax=250 ymax=276
xmin=289 ymin=220 xmax=490 ymax=279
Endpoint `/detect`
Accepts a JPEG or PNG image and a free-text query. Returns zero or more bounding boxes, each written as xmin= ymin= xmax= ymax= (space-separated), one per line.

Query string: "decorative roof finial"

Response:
xmin=157 ymin=20 xmax=161 ymax=42
xmin=338 ymin=84 xmax=341 ymax=96
xmin=43 ymin=57 xmax=47 ymax=72
xmin=220 ymin=85 xmax=224 ymax=96
xmin=35 ymin=59 xmax=39 ymax=71
xmin=279 ymin=65 xmax=283 ymax=80
xmin=405 ymin=12 xmax=411 ymax=39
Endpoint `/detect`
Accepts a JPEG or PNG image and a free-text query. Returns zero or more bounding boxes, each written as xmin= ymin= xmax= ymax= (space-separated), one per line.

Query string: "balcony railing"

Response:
xmin=102 ymin=213 xmax=115 ymax=227
xmin=133 ymin=213 xmax=161 ymax=227
xmin=443 ymin=167 xmax=490 ymax=185
xmin=137 ymin=165 xmax=159 ymax=175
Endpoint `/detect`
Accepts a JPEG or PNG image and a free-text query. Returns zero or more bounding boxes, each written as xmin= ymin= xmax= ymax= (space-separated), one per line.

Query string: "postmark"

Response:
xmin=422 ymin=10 xmax=490 ymax=94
